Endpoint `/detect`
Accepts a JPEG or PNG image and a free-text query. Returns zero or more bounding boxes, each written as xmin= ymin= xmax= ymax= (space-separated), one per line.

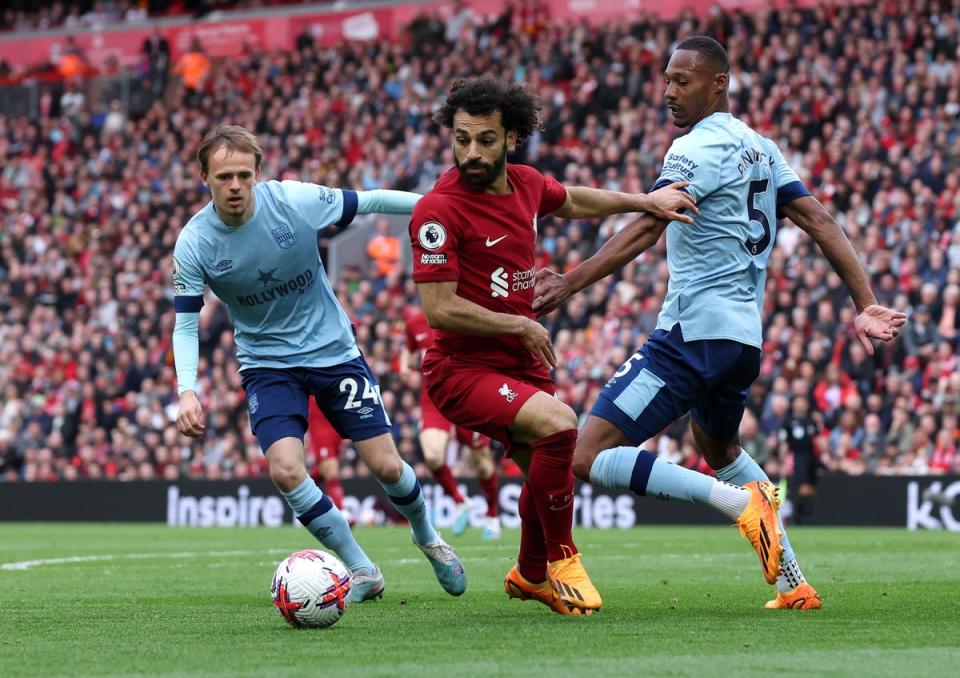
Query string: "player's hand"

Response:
xmin=854 ymin=304 xmax=908 ymax=355
xmin=177 ymin=391 xmax=206 ymax=438
xmin=517 ymin=317 xmax=557 ymax=369
xmin=533 ymin=268 xmax=572 ymax=316
xmin=643 ymin=182 xmax=698 ymax=224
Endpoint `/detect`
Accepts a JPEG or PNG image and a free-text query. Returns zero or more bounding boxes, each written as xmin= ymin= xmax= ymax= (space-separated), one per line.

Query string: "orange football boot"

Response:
xmin=737 ymin=480 xmax=784 ymax=585
xmin=547 ymin=550 xmax=602 ymax=612
xmin=504 ymin=565 xmax=588 ymax=616
xmin=765 ymin=582 xmax=822 ymax=610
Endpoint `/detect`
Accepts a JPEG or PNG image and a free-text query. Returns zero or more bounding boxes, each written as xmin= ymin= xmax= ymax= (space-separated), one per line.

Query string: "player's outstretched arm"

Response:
xmin=172 ymin=311 xmax=206 ymax=437
xmin=780 ymin=195 xmax=908 ymax=354
xmin=551 ymin=182 xmax=697 ymax=223
xmin=355 ymin=189 xmax=421 ymax=215
xmin=418 ymin=281 xmax=556 ymax=368
xmin=533 ymin=214 xmax=668 ymax=315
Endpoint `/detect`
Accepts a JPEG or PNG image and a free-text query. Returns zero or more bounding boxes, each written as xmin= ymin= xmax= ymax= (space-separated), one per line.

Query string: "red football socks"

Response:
xmin=478 ymin=473 xmax=499 ymax=517
xmin=527 ymin=429 xmax=579 ymax=562
xmin=431 ymin=464 xmax=466 ymax=504
xmin=324 ymin=476 xmax=345 ymax=510
xmin=516 ymin=480 xmax=549 ymax=583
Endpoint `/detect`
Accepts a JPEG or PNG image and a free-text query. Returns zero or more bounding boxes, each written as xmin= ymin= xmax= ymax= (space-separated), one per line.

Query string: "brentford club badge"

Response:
xmin=271 ymin=223 xmax=295 ymax=249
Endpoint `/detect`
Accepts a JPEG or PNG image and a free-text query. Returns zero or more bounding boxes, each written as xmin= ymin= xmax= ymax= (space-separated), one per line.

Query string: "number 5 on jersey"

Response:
xmin=744 ymin=179 xmax=771 ymax=256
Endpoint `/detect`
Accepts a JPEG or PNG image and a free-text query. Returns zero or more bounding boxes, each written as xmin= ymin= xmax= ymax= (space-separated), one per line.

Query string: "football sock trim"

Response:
xmin=381 ymin=461 xmax=437 ymax=546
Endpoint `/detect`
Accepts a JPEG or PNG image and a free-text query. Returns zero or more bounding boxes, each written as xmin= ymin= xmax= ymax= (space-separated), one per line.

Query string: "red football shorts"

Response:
xmin=422 ymin=352 xmax=553 ymax=457
xmin=454 ymin=426 xmax=490 ymax=450
xmin=420 ymin=384 xmax=491 ymax=450
xmin=307 ymin=401 xmax=342 ymax=461
xmin=420 ymin=384 xmax=453 ymax=432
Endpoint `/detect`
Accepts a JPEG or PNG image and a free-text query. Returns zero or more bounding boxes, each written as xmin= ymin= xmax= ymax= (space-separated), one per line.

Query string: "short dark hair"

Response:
xmin=675 ymin=35 xmax=729 ymax=73
xmin=433 ymin=77 xmax=542 ymax=143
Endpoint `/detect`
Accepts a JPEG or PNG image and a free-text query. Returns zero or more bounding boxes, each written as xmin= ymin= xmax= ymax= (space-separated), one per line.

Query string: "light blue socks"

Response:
xmin=591 ymin=447 xmax=749 ymax=520
xmin=283 ymin=477 xmax=374 ymax=573
xmin=380 ymin=462 xmax=438 ymax=546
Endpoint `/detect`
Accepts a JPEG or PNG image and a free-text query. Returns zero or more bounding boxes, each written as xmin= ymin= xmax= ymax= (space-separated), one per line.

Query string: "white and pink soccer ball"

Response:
xmin=271 ymin=549 xmax=351 ymax=628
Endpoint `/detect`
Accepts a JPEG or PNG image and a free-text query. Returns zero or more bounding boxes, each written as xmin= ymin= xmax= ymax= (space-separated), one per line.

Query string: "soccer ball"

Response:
xmin=271 ymin=549 xmax=351 ymax=628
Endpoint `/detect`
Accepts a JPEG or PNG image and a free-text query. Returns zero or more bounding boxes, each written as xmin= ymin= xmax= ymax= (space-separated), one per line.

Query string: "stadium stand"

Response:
xmin=0 ymin=0 xmax=958 ymax=483
xmin=0 ymin=1 xmax=345 ymax=33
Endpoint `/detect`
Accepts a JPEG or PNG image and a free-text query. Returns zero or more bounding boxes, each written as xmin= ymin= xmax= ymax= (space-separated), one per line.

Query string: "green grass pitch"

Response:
xmin=1 ymin=524 xmax=958 ymax=677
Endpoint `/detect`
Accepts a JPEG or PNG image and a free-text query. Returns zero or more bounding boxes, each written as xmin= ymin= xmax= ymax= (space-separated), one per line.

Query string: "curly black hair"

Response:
xmin=433 ymin=77 xmax=543 ymax=143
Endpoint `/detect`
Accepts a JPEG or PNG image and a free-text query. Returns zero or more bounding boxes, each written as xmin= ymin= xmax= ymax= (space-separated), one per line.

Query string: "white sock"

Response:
xmin=706 ymin=481 xmax=750 ymax=521
xmin=776 ymin=557 xmax=806 ymax=593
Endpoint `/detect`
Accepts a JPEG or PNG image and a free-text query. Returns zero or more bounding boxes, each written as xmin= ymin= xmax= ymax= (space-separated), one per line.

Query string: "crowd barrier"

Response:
xmin=2 ymin=475 xmax=957 ymax=531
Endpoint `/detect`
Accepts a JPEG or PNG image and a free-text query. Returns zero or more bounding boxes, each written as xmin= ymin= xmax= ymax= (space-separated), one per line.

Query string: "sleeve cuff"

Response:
xmin=338 ymin=189 xmax=359 ymax=227
xmin=776 ymin=180 xmax=811 ymax=206
xmin=776 ymin=180 xmax=812 ymax=218
xmin=174 ymin=295 xmax=204 ymax=313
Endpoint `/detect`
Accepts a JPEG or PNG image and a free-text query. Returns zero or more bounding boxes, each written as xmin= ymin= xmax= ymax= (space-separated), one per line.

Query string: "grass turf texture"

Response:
xmin=1 ymin=525 xmax=958 ymax=677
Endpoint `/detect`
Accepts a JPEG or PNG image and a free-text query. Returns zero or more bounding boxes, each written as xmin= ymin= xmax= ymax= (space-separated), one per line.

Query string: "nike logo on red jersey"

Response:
xmin=485 ymin=235 xmax=507 ymax=247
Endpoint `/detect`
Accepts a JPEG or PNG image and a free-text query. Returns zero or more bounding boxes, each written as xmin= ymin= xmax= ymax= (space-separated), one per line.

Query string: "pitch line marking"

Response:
xmin=2 ymin=548 xmax=742 ymax=572
xmin=1 ymin=549 xmax=290 ymax=571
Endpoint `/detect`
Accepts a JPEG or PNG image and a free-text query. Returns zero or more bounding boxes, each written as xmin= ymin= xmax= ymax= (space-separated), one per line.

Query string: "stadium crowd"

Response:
xmin=0 ymin=1 xmax=349 ymax=33
xmin=1 ymin=0 xmax=959 ymax=485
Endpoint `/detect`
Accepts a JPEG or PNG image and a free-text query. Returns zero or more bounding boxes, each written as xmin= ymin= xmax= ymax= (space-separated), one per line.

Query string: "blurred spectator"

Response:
xmin=407 ymin=11 xmax=444 ymax=54
xmin=366 ymin=219 xmax=401 ymax=279
xmin=902 ymin=305 xmax=941 ymax=361
xmin=780 ymin=396 xmax=819 ymax=524
xmin=102 ymin=99 xmax=126 ymax=134
xmin=173 ymin=37 xmax=210 ymax=105
xmin=57 ymin=35 xmax=88 ymax=79
xmin=739 ymin=409 xmax=771 ymax=467
xmin=444 ymin=0 xmax=476 ymax=44
xmin=295 ymin=26 xmax=314 ymax=52
xmin=142 ymin=27 xmax=170 ymax=97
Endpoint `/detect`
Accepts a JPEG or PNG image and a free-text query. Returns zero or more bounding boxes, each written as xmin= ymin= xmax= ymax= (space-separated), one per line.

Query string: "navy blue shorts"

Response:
xmin=590 ymin=323 xmax=761 ymax=444
xmin=240 ymin=355 xmax=392 ymax=453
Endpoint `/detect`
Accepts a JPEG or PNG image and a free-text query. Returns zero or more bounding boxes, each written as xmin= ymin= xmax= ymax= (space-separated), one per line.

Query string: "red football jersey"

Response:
xmin=410 ymin=164 xmax=567 ymax=370
xmin=404 ymin=308 xmax=435 ymax=354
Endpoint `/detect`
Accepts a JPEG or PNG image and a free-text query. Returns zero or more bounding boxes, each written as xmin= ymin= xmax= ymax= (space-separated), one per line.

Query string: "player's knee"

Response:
xmin=542 ymin=405 xmax=578 ymax=437
xmin=471 ymin=450 xmax=494 ymax=478
xmin=367 ymin=453 xmax=403 ymax=484
xmin=422 ymin=447 xmax=444 ymax=469
xmin=572 ymin=448 xmax=595 ymax=483
xmin=269 ymin=458 xmax=306 ymax=492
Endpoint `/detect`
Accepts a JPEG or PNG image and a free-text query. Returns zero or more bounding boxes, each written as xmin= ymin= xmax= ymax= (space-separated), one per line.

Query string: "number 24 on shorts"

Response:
xmin=338 ymin=377 xmax=388 ymax=421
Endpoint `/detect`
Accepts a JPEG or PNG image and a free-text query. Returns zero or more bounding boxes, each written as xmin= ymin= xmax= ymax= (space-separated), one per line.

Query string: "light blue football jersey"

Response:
xmin=172 ymin=180 xmax=361 ymax=370
xmin=653 ymin=112 xmax=810 ymax=348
